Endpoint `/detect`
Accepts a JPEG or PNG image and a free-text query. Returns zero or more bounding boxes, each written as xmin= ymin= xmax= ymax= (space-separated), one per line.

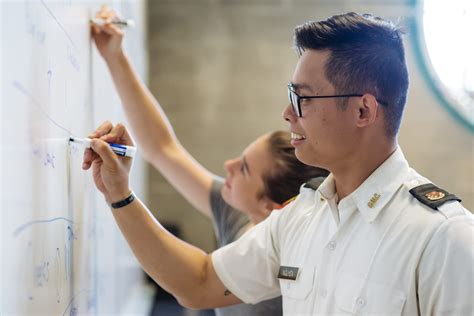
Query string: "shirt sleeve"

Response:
xmin=211 ymin=210 xmax=282 ymax=304
xmin=417 ymin=211 xmax=474 ymax=315
xmin=209 ymin=177 xmax=250 ymax=246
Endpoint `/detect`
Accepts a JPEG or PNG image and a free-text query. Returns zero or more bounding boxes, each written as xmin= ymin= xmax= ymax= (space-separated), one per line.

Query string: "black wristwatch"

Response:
xmin=111 ymin=192 xmax=136 ymax=209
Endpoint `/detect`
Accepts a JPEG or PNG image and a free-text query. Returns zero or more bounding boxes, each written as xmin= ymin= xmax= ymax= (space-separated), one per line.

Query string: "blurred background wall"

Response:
xmin=143 ymin=0 xmax=473 ymax=253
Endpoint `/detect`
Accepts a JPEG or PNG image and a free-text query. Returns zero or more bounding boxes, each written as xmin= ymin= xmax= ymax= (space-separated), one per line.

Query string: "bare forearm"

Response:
xmin=103 ymin=53 xmax=214 ymax=215
xmin=86 ymin=126 xmax=240 ymax=308
xmin=104 ymin=52 xmax=176 ymax=161
xmin=110 ymin=196 xmax=211 ymax=305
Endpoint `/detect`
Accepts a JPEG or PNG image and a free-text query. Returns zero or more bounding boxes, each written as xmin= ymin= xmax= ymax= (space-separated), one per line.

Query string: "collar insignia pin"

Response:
xmin=368 ymin=193 xmax=381 ymax=208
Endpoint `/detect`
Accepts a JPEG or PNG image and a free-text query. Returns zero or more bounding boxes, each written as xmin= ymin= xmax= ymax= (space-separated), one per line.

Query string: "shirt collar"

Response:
xmin=318 ymin=174 xmax=337 ymax=201
xmin=317 ymin=174 xmax=342 ymax=225
xmin=318 ymin=147 xmax=411 ymax=223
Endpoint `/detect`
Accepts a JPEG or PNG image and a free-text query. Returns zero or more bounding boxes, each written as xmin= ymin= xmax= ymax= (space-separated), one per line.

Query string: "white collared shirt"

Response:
xmin=212 ymin=148 xmax=474 ymax=315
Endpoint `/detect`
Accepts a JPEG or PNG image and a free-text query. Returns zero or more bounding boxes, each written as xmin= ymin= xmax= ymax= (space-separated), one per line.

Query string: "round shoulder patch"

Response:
xmin=425 ymin=191 xmax=446 ymax=201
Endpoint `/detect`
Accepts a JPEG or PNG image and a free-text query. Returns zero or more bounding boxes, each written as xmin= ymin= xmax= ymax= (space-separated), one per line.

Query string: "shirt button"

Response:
xmin=327 ymin=241 xmax=336 ymax=250
xmin=356 ymin=297 xmax=366 ymax=307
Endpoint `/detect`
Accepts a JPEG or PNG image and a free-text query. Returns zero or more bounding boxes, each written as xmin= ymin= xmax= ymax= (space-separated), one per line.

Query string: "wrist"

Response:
xmin=110 ymin=191 xmax=136 ymax=209
xmin=106 ymin=188 xmax=133 ymax=206
xmin=105 ymin=50 xmax=127 ymax=65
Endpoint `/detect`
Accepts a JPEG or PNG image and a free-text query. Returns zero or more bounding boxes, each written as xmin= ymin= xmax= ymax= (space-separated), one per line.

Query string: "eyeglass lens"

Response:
xmin=288 ymin=89 xmax=300 ymax=116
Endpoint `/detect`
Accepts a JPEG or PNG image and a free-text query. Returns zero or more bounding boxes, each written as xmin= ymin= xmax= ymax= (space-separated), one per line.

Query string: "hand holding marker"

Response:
xmin=69 ymin=137 xmax=136 ymax=158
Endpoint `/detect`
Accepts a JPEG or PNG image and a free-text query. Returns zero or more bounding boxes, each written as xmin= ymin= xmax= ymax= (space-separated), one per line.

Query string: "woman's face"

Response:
xmin=221 ymin=134 xmax=277 ymax=223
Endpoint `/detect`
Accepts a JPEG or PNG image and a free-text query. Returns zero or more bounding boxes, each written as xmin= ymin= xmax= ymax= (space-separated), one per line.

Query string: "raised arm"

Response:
xmin=82 ymin=123 xmax=241 ymax=308
xmin=91 ymin=7 xmax=214 ymax=216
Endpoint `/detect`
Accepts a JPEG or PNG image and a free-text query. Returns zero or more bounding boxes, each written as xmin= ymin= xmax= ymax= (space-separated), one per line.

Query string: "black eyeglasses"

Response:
xmin=287 ymin=83 xmax=387 ymax=117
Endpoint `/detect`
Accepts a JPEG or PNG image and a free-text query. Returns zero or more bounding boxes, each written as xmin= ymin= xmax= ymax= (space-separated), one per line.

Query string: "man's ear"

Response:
xmin=356 ymin=94 xmax=379 ymax=128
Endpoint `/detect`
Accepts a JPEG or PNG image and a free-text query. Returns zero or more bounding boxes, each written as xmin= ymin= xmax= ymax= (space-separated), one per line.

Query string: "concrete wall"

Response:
xmin=145 ymin=0 xmax=473 ymax=251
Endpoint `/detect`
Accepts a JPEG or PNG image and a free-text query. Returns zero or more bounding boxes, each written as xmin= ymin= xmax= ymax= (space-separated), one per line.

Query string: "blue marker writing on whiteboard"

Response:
xmin=69 ymin=137 xmax=136 ymax=158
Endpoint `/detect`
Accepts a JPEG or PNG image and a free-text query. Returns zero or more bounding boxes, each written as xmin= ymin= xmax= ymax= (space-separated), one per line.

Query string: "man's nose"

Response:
xmin=282 ymin=103 xmax=296 ymax=122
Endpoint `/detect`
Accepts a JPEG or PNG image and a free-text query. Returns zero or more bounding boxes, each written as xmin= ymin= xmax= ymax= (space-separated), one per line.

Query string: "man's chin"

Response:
xmin=295 ymin=148 xmax=325 ymax=168
xmin=295 ymin=148 xmax=313 ymax=165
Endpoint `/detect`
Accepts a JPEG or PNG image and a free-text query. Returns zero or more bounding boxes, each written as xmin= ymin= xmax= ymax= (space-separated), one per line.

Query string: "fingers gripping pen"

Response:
xmin=69 ymin=137 xmax=136 ymax=158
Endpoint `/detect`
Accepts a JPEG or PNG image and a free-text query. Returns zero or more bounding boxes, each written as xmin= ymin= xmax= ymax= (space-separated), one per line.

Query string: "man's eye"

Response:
xmin=240 ymin=164 xmax=246 ymax=174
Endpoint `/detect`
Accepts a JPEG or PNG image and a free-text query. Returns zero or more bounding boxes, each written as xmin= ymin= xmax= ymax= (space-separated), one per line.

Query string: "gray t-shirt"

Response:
xmin=210 ymin=177 xmax=283 ymax=316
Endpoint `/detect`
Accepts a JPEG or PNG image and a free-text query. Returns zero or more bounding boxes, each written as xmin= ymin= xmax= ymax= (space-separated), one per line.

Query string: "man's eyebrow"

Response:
xmin=289 ymin=82 xmax=315 ymax=93
xmin=242 ymin=156 xmax=251 ymax=175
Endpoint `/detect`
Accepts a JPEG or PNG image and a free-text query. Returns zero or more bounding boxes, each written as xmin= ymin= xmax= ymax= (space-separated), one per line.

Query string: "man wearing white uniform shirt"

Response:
xmin=212 ymin=12 xmax=473 ymax=314
xmin=83 ymin=12 xmax=473 ymax=315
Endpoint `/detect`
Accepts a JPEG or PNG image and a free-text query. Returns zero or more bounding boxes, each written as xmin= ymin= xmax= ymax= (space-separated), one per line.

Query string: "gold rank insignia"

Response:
xmin=409 ymin=183 xmax=461 ymax=211
xmin=368 ymin=193 xmax=381 ymax=208
xmin=425 ymin=191 xmax=445 ymax=201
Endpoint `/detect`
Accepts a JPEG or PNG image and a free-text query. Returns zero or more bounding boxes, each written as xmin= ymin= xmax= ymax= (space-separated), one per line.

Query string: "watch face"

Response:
xmin=415 ymin=0 xmax=474 ymax=131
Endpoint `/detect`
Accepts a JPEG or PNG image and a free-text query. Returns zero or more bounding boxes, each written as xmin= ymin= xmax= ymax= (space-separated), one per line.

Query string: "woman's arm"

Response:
xmin=91 ymin=9 xmax=214 ymax=216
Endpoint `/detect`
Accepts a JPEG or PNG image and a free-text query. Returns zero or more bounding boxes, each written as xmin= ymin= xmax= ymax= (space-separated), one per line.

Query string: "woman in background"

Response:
xmin=89 ymin=7 xmax=328 ymax=316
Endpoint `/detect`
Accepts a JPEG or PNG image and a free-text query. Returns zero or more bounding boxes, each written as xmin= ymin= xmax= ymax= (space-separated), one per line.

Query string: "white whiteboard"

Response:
xmin=1 ymin=1 xmax=148 ymax=315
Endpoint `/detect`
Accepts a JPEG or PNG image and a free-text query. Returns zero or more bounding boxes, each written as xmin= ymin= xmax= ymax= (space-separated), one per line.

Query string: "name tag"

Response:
xmin=277 ymin=266 xmax=299 ymax=281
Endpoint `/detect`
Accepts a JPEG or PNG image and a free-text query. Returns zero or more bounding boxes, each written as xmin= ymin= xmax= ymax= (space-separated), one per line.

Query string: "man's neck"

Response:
xmin=331 ymin=141 xmax=397 ymax=202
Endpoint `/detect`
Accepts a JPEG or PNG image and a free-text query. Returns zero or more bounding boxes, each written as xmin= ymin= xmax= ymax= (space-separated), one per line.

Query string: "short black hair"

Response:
xmin=294 ymin=12 xmax=409 ymax=138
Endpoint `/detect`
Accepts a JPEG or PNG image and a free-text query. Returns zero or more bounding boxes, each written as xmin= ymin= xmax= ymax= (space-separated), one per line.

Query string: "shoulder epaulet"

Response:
xmin=409 ymin=183 xmax=461 ymax=210
xmin=303 ymin=177 xmax=326 ymax=191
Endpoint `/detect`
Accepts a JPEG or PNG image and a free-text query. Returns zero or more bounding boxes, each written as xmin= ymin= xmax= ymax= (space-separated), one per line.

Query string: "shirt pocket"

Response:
xmin=279 ymin=265 xmax=316 ymax=300
xmin=335 ymin=273 xmax=406 ymax=315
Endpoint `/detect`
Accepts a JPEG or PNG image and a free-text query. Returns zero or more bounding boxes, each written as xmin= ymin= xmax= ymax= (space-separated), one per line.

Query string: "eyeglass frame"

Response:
xmin=287 ymin=83 xmax=388 ymax=117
